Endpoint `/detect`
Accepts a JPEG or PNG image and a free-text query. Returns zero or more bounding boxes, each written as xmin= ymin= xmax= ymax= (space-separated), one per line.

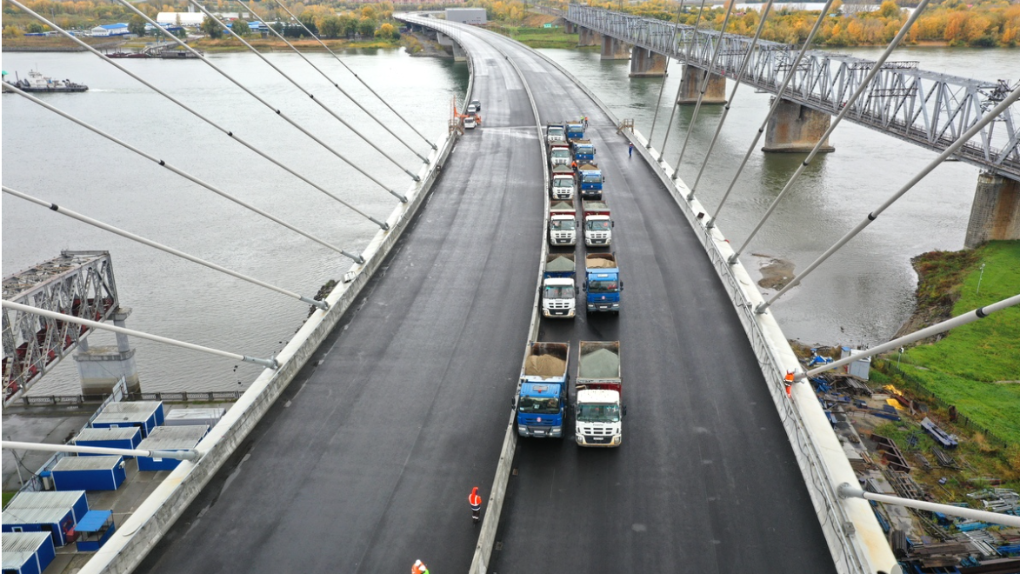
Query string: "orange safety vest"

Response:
xmin=469 ymin=490 xmax=482 ymax=509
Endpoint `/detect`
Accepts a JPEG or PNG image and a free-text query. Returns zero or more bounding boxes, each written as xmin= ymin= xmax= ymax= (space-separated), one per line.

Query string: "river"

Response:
xmin=2 ymin=45 xmax=1014 ymax=394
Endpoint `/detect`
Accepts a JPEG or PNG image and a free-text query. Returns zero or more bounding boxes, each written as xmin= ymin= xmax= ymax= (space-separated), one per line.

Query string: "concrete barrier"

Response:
xmin=81 ymin=40 xmax=469 ymax=574
xmin=526 ymin=47 xmax=898 ymax=574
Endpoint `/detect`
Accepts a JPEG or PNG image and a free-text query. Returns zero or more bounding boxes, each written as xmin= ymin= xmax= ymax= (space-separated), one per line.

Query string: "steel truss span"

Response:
xmin=2 ymin=251 xmax=119 ymax=403
xmin=567 ymin=5 xmax=1020 ymax=180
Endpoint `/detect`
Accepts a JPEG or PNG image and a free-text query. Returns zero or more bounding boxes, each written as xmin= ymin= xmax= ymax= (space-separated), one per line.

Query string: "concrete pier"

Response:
xmin=565 ymin=21 xmax=576 ymax=34
xmin=630 ymin=47 xmax=667 ymax=77
xmin=74 ymin=307 xmax=141 ymax=394
xmin=578 ymin=26 xmax=600 ymax=47
xmin=965 ymin=173 xmax=1020 ymax=248
xmin=677 ymin=65 xmax=726 ymax=105
xmin=601 ymin=35 xmax=630 ymax=60
xmin=762 ymin=98 xmax=835 ymax=153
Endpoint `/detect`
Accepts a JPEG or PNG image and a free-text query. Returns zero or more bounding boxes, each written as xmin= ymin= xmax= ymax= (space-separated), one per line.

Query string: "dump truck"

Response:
xmin=571 ymin=140 xmax=596 ymax=165
xmin=546 ymin=123 xmax=566 ymax=144
xmin=582 ymin=200 xmax=613 ymax=247
xmin=584 ymin=253 xmax=621 ymax=314
xmin=516 ymin=342 xmax=570 ymax=439
xmin=550 ymin=165 xmax=577 ymax=201
xmin=549 ymin=142 xmax=572 ymax=169
xmin=566 ymin=122 xmax=585 ymax=142
xmin=577 ymin=164 xmax=604 ymax=200
xmin=542 ymin=253 xmax=577 ymax=319
xmin=575 ymin=341 xmax=625 ymax=447
xmin=549 ymin=202 xmax=577 ymax=246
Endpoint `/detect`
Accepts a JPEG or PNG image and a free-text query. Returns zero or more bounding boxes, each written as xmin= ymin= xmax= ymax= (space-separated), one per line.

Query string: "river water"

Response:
xmin=1 ymin=45 xmax=1014 ymax=393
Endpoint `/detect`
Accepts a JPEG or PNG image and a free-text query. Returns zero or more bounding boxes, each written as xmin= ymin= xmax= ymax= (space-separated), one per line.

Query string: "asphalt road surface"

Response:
xmin=469 ymin=25 xmax=840 ymax=574
xmin=140 ymin=30 xmax=545 ymax=574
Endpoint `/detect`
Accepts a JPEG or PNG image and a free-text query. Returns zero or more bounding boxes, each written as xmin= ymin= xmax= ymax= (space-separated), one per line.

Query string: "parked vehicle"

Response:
xmin=470 ymin=99 xmax=481 ymax=111
xmin=550 ymin=165 xmax=577 ymax=201
xmin=575 ymin=341 xmax=625 ymax=447
xmin=516 ymin=342 xmax=570 ymax=439
xmin=571 ymin=140 xmax=596 ymax=165
xmin=582 ymin=200 xmax=613 ymax=247
xmin=549 ymin=142 xmax=571 ymax=168
xmin=566 ymin=122 xmax=585 ymax=142
xmin=577 ymin=164 xmax=604 ymax=200
xmin=464 ymin=115 xmax=477 ymax=129
xmin=467 ymin=103 xmax=478 ymax=114
xmin=542 ymin=253 xmax=577 ymax=319
xmin=584 ymin=253 xmax=622 ymax=314
xmin=549 ymin=202 xmax=577 ymax=246
xmin=546 ymin=123 xmax=566 ymax=144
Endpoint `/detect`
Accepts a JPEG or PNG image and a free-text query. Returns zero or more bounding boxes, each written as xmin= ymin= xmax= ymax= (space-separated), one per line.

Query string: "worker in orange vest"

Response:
xmin=469 ymin=486 xmax=482 ymax=524
xmin=412 ymin=559 xmax=429 ymax=574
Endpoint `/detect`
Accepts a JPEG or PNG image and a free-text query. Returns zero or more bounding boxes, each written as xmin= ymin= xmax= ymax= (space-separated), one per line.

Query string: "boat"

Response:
xmin=105 ymin=51 xmax=151 ymax=59
xmin=2 ymin=69 xmax=88 ymax=93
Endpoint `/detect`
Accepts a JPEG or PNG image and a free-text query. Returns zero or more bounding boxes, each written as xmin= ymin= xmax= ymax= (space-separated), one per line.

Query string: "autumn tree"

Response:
xmin=200 ymin=14 xmax=222 ymax=38
xmin=232 ymin=17 xmax=250 ymax=37
xmin=129 ymin=14 xmax=147 ymax=35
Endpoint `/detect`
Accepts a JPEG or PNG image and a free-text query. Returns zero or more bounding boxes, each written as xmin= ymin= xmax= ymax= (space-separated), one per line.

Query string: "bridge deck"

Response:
xmin=140 ymin=23 xmax=836 ymax=574
xmin=479 ymin=28 xmax=837 ymax=573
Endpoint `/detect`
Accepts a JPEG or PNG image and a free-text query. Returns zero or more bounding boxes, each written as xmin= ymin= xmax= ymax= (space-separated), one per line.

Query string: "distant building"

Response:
xmin=156 ymin=11 xmax=249 ymax=27
xmin=445 ymin=8 xmax=486 ymax=24
xmin=91 ymin=23 xmax=130 ymax=37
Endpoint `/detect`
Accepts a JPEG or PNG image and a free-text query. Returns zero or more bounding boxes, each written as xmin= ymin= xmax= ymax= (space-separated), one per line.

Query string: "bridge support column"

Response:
xmin=762 ymin=98 xmax=835 ymax=153
xmin=451 ymin=42 xmax=466 ymax=62
xmin=73 ymin=307 xmax=141 ymax=394
xmin=565 ymin=21 xmax=576 ymax=34
xmin=630 ymin=47 xmax=667 ymax=77
xmin=601 ymin=36 xmax=630 ymax=60
xmin=578 ymin=26 xmax=600 ymax=47
xmin=677 ymin=65 xmax=726 ymax=105
xmin=965 ymin=173 xmax=1020 ymax=248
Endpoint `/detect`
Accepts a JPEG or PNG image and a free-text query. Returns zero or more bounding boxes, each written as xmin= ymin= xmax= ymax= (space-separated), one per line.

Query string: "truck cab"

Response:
xmin=575 ymin=341 xmax=624 ymax=447
xmin=549 ymin=202 xmax=577 ymax=247
xmin=576 ymin=164 xmax=604 ymax=200
xmin=584 ymin=253 xmax=622 ymax=314
xmin=542 ymin=253 xmax=577 ymax=319
xmin=550 ymin=165 xmax=576 ymax=201
xmin=571 ymin=140 xmax=596 ymax=165
xmin=549 ymin=143 xmax=571 ymax=168
xmin=546 ymin=123 xmax=566 ymax=144
xmin=566 ymin=122 xmax=585 ymax=142
xmin=582 ymin=200 xmax=613 ymax=246
xmin=517 ymin=342 xmax=570 ymax=439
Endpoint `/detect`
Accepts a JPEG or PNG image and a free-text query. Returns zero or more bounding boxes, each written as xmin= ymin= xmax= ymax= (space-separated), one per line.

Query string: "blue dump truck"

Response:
xmin=571 ymin=140 xmax=596 ymax=164
xmin=577 ymin=164 xmax=604 ymax=200
xmin=516 ymin=342 xmax=570 ymax=439
xmin=584 ymin=253 xmax=622 ymax=314
xmin=566 ymin=122 xmax=585 ymax=142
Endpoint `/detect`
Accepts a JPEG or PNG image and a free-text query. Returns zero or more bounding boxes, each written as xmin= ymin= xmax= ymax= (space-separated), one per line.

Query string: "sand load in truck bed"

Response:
xmin=525 ymin=355 xmax=567 ymax=378
xmin=586 ymin=259 xmax=616 ymax=269
xmin=579 ymin=348 xmax=620 ymax=379
xmin=546 ymin=256 xmax=575 ymax=274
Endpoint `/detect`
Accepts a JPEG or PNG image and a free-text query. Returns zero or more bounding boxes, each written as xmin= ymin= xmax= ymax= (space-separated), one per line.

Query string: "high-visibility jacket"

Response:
xmin=469 ymin=492 xmax=482 ymax=510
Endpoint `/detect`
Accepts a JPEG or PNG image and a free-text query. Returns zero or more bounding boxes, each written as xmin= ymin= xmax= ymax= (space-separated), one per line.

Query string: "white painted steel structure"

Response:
xmin=566 ymin=5 xmax=1020 ymax=180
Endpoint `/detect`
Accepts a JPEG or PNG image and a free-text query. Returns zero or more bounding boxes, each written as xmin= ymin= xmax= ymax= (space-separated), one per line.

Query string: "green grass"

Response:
xmin=901 ymin=241 xmax=1020 ymax=444
xmin=489 ymin=26 xmax=582 ymax=49
xmin=2 ymin=491 xmax=16 ymax=509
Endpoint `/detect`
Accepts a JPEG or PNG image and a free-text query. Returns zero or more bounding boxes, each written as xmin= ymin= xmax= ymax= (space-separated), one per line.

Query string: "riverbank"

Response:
xmin=1 ymin=34 xmax=402 ymax=53
xmin=484 ymin=13 xmax=584 ymax=49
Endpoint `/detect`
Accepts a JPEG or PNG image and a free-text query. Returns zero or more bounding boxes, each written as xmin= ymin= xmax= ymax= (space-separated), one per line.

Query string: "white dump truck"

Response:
xmin=542 ymin=253 xmax=577 ymax=319
xmin=550 ymin=165 xmax=576 ymax=201
xmin=582 ymin=200 xmax=613 ymax=247
xmin=574 ymin=341 xmax=625 ymax=447
xmin=548 ymin=202 xmax=577 ymax=247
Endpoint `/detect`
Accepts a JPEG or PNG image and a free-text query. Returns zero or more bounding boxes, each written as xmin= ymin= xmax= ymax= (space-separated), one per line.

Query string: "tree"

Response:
xmin=232 ymin=17 xmax=250 ymax=37
xmin=358 ymin=17 xmax=376 ymax=38
xmin=129 ymin=14 xmax=147 ymax=36
xmin=375 ymin=22 xmax=396 ymax=40
xmin=3 ymin=24 xmax=23 ymax=39
xmin=878 ymin=0 xmax=900 ymax=19
xmin=26 ymin=22 xmax=44 ymax=33
xmin=338 ymin=13 xmax=358 ymax=38
xmin=318 ymin=15 xmax=342 ymax=38
xmin=298 ymin=10 xmax=318 ymax=35
xmin=201 ymin=15 xmax=222 ymax=38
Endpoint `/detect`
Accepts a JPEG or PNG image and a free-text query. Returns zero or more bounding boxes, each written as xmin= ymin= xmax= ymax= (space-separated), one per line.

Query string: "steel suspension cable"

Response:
xmin=686 ymin=0 xmax=775 ymax=199
xmin=656 ymin=0 xmax=708 ymax=161
xmin=239 ymin=0 xmax=427 ymax=163
xmin=756 ymin=82 xmax=1020 ymax=314
xmin=6 ymin=0 xmax=399 ymax=222
xmin=728 ymin=0 xmax=932 ymax=265
xmin=190 ymin=0 xmax=420 ymax=181
xmin=109 ymin=0 xmax=408 ymax=203
xmin=3 ymin=186 xmax=329 ymax=311
xmin=2 ymin=301 xmax=279 ymax=369
xmin=5 ymin=84 xmax=366 ymax=263
xmin=705 ymin=0 xmax=835 ymax=229
xmin=645 ymin=0 xmax=687 ymax=149
xmin=274 ymin=0 xmax=436 ymax=150
xmin=670 ymin=0 xmax=735 ymax=178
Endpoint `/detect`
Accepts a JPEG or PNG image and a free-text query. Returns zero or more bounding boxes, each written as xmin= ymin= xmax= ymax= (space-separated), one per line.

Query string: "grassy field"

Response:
xmin=896 ymin=241 xmax=1020 ymax=445
xmin=2 ymin=490 xmax=15 ymax=509
xmin=487 ymin=25 xmax=582 ymax=49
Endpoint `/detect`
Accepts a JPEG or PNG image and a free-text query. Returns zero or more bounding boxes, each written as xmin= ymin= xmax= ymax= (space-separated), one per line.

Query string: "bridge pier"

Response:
xmin=73 ymin=307 xmax=142 ymax=394
xmin=600 ymin=35 xmax=630 ymax=60
xmin=761 ymin=98 xmax=835 ymax=153
xmin=565 ymin=21 xmax=576 ymax=34
xmin=578 ymin=26 xmax=600 ymax=47
xmin=677 ymin=65 xmax=726 ymax=105
xmin=629 ymin=47 xmax=667 ymax=77
xmin=965 ymin=173 xmax=1020 ymax=248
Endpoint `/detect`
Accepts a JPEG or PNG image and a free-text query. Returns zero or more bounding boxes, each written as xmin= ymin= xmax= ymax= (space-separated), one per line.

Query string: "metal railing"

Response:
xmin=566 ymin=5 xmax=1020 ymax=180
